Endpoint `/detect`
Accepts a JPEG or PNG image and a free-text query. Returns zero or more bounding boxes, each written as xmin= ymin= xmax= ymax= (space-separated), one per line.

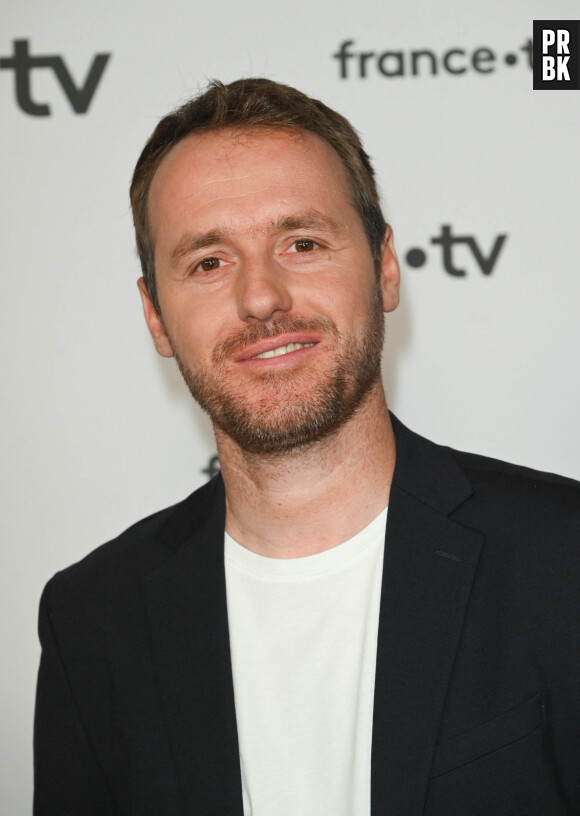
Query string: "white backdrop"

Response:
xmin=1 ymin=0 xmax=579 ymax=811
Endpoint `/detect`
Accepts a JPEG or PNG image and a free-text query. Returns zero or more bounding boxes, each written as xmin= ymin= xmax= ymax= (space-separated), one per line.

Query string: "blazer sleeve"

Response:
xmin=34 ymin=583 xmax=116 ymax=816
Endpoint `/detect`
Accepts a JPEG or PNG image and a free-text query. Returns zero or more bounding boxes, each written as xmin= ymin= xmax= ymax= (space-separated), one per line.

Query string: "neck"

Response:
xmin=215 ymin=383 xmax=396 ymax=558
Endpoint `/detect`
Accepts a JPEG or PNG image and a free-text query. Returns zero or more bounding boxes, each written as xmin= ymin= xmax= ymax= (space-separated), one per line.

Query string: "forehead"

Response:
xmin=147 ymin=127 xmax=356 ymax=241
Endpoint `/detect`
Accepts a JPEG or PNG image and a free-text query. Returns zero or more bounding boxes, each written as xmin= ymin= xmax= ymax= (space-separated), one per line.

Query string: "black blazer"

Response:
xmin=34 ymin=415 xmax=580 ymax=815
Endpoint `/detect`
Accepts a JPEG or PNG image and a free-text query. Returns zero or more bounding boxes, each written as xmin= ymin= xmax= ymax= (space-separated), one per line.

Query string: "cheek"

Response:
xmin=317 ymin=277 xmax=375 ymax=325
xmin=167 ymin=297 xmax=234 ymax=366
xmin=159 ymin=302 xmax=201 ymax=362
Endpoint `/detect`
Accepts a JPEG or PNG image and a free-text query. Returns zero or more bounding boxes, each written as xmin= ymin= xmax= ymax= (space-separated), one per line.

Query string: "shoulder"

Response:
xmin=452 ymin=446 xmax=579 ymax=492
xmin=42 ymin=474 xmax=224 ymax=612
xmin=391 ymin=412 xmax=580 ymax=540
xmin=440 ymin=445 xmax=580 ymax=572
xmin=450 ymin=447 xmax=580 ymax=525
xmin=393 ymin=412 xmax=579 ymax=507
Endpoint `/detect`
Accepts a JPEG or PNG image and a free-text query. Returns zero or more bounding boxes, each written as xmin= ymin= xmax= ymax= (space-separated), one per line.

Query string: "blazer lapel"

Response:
xmin=142 ymin=476 xmax=244 ymax=815
xmin=372 ymin=417 xmax=484 ymax=816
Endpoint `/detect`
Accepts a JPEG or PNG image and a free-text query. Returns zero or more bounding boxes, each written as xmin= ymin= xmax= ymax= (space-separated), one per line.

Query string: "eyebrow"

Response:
xmin=170 ymin=230 xmax=229 ymax=267
xmin=274 ymin=211 xmax=347 ymax=236
xmin=169 ymin=210 xmax=348 ymax=267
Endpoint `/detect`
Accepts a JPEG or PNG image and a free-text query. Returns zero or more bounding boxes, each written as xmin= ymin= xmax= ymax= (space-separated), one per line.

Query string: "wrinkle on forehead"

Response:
xmin=154 ymin=127 xmax=326 ymax=191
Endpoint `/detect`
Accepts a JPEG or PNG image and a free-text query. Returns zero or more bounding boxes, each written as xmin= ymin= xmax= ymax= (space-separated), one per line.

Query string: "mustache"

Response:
xmin=213 ymin=315 xmax=337 ymax=363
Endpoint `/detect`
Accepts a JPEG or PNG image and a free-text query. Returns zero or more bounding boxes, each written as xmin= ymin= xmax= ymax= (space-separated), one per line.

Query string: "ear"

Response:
xmin=379 ymin=225 xmax=400 ymax=313
xmin=137 ymin=278 xmax=174 ymax=358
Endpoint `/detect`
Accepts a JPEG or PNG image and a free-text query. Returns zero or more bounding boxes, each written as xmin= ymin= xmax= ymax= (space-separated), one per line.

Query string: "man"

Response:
xmin=34 ymin=79 xmax=580 ymax=815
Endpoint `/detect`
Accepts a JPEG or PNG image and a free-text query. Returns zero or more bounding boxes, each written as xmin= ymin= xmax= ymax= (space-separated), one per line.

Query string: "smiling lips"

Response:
xmin=228 ymin=329 xmax=324 ymax=365
xmin=213 ymin=317 xmax=335 ymax=369
xmin=252 ymin=342 xmax=315 ymax=360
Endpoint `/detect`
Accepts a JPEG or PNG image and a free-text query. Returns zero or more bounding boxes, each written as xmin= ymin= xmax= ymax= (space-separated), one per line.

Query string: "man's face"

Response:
xmin=140 ymin=127 xmax=399 ymax=454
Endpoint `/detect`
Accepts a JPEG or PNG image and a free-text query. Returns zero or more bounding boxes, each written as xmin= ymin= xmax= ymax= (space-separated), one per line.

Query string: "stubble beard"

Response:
xmin=172 ymin=289 xmax=385 ymax=456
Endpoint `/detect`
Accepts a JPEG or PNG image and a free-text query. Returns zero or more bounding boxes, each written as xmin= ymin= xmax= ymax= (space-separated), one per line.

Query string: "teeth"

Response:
xmin=253 ymin=342 xmax=315 ymax=359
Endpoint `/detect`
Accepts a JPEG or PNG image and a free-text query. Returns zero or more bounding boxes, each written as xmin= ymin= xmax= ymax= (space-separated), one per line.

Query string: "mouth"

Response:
xmin=234 ymin=332 xmax=321 ymax=364
xmin=252 ymin=342 xmax=315 ymax=360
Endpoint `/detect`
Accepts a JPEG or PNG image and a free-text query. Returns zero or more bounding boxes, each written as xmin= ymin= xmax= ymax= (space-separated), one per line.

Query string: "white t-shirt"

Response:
xmin=225 ymin=507 xmax=387 ymax=816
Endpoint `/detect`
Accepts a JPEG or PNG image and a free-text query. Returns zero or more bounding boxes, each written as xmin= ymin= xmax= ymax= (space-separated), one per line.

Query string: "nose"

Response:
xmin=236 ymin=253 xmax=292 ymax=322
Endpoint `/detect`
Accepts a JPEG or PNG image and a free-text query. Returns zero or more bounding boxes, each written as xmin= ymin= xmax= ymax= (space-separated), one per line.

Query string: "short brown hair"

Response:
xmin=130 ymin=78 xmax=387 ymax=312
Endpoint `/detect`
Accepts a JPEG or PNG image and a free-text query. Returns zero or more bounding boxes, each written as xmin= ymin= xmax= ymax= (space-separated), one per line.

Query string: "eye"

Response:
xmin=195 ymin=257 xmax=223 ymax=272
xmin=292 ymin=239 xmax=319 ymax=253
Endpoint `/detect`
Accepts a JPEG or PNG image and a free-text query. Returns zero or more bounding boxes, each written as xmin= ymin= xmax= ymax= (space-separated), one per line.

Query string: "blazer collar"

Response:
xmin=371 ymin=414 xmax=484 ymax=816
xmin=142 ymin=475 xmax=244 ymax=815
xmin=389 ymin=412 xmax=474 ymax=514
